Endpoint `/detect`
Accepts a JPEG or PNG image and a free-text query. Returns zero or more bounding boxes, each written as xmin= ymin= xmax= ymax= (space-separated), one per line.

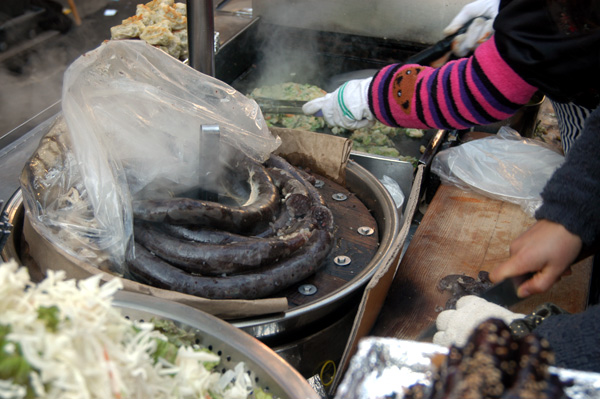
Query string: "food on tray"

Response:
xmin=404 ymin=319 xmax=572 ymax=399
xmin=110 ymin=0 xmax=188 ymax=60
xmin=405 ymin=128 xmax=425 ymax=138
xmin=249 ymin=82 xmax=420 ymax=165
xmin=249 ymin=82 xmax=329 ymax=132
xmin=0 ymin=260 xmax=272 ymax=399
xmin=127 ymin=153 xmax=335 ymax=300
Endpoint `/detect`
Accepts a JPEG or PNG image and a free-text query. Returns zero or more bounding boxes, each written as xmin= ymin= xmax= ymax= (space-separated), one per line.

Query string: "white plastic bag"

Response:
xmin=380 ymin=175 xmax=405 ymax=210
xmin=22 ymin=40 xmax=280 ymax=272
xmin=431 ymin=127 xmax=564 ymax=216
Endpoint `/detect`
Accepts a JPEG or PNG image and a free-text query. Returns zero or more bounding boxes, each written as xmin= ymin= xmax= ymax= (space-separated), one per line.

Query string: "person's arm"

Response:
xmin=368 ymin=38 xmax=537 ymax=130
xmin=490 ymin=107 xmax=600 ymax=295
xmin=303 ymin=38 xmax=537 ymax=131
xmin=534 ymin=304 xmax=600 ymax=372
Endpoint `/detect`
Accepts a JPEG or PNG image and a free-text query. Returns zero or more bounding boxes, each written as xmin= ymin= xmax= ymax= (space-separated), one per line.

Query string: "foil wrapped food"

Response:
xmin=335 ymin=337 xmax=600 ymax=399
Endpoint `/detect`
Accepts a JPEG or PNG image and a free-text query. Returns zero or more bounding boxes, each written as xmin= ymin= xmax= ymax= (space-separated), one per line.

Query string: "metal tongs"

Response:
xmin=253 ymin=97 xmax=323 ymax=116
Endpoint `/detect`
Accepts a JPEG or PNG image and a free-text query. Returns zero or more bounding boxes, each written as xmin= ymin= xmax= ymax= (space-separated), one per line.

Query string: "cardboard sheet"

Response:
xmin=331 ymin=163 xmax=424 ymax=392
xmin=270 ymin=127 xmax=352 ymax=185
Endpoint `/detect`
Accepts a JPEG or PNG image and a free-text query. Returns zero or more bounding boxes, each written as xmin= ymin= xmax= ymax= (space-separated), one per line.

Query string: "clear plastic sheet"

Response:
xmin=335 ymin=337 xmax=600 ymax=399
xmin=21 ymin=40 xmax=280 ymax=272
xmin=431 ymin=127 xmax=564 ymax=216
xmin=380 ymin=175 xmax=405 ymax=210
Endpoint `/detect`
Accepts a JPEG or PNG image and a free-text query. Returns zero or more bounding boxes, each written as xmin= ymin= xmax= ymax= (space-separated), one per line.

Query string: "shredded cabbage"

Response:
xmin=0 ymin=260 xmax=270 ymax=399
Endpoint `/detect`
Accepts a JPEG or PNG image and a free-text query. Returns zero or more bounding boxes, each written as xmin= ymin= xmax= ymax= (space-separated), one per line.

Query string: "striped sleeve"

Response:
xmin=368 ymin=37 xmax=538 ymax=130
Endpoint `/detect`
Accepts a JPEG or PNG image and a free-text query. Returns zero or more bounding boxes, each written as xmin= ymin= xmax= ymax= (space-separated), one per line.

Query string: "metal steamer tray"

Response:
xmin=112 ymin=290 xmax=320 ymax=399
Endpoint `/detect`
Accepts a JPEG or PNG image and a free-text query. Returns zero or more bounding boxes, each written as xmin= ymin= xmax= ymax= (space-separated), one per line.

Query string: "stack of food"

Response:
xmin=127 ymin=153 xmax=336 ymax=300
xmin=404 ymin=319 xmax=572 ymax=398
xmin=110 ymin=0 xmax=188 ymax=60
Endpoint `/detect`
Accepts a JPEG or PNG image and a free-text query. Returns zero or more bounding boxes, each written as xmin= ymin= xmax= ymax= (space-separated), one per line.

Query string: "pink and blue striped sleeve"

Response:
xmin=368 ymin=38 xmax=538 ymax=130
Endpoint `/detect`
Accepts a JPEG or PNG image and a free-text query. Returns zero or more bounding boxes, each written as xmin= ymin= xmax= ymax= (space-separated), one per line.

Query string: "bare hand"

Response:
xmin=489 ymin=219 xmax=582 ymax=298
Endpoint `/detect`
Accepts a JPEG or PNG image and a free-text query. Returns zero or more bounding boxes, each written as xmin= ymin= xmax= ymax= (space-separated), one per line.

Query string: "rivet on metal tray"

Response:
xmin=298 ymin=284 xmax=317 ymax=296
xmin=332 ymin=193 xmax=347 ymax=201
xmin=357 ymin=226 xmax=375 ymax=236
xmin=314 ymin=179 xmax=324 ymax=188
xmin=334 ymin=255 xmax=351 ymax=266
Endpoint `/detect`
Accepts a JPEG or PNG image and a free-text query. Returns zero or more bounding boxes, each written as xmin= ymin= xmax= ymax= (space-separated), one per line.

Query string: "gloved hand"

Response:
xmin=302 ymin=78 xmax=374 ymax=130
xmin=443 ymin=0 xmax=499 ymax=57
xmin=433 ymin=295 xmax=525 ymax=347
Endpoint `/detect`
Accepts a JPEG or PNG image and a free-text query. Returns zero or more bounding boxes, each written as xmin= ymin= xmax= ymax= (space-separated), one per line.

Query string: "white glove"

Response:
xmin=444 ymin=0 xmax=499 ymax=57
xmin=302 ymin=78 xmax=374 ymax=130
xmin=433 ymin=295 xmax=525 ymax=348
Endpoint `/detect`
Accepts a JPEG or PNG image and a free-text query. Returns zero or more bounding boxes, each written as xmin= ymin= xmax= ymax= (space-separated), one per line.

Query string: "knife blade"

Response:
xmin=416 ymin=274 xmax=533 ymax=341
xmin=479 ymin=276 xmax=526 ymax=307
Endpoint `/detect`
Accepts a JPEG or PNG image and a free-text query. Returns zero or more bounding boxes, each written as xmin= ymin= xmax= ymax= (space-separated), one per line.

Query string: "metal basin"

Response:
xmin=113 ymin=290 xmax=320 ymax=399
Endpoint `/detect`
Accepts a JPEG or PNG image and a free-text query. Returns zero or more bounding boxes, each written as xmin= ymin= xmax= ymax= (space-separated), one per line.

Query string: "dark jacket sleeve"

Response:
xmin=535 ymin=106 xmax=600 ymax=248
xmin=494 ymin=0 xmax=600 ymax=107
xmin=534 ymin=304 xmax=600 ymax=372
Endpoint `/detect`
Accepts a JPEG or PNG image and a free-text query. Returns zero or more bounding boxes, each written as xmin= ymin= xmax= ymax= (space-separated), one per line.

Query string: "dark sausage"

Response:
xmin=266 ymin=154 xmax=326 ymax=206
xmin=127 ymin=228 xmax=332 ymax=299
xmin=132 ymin=161 xmax=279 ymax=233
xmin=134 ymin=218 xmax=315 ymax=275
xmin=160 ymin=224 xmax=254 ymax=244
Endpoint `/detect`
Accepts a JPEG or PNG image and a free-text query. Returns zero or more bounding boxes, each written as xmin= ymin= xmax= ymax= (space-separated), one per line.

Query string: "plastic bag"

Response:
xmin=22 ymin=40 xmax=280 ymax=272
xmin=431 ymin=127 xmax=564 ymax=216
xmin=380 ymin=175 xmax=405 ymax=210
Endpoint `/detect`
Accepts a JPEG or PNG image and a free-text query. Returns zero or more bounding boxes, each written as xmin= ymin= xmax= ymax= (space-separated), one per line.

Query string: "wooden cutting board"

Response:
xmin=370 ymin=183 xmax=593 ymax=341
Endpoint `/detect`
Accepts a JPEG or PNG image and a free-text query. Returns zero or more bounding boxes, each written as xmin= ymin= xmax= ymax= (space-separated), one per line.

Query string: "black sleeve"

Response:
xmin=534 ymin=304 xmax=600 ymax=372
xmin=494 ymin=0 xmax=600 ymax=107
xmin=535 ymin=106 xmax=600 ymax=248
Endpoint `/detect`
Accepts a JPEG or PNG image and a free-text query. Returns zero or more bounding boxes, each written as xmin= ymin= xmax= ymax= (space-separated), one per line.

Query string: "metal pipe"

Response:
xmin=186 ymin=0 xmax=215 ymax=76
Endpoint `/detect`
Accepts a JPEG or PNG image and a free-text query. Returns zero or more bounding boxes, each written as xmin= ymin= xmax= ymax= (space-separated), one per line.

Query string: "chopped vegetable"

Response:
xmin=405 ymin=128 xmax=425 ymax=138
xmin=0 ymin=260 xmax=273 ymax=399
xmin=249 ymin=82 xmax=421 ymax=166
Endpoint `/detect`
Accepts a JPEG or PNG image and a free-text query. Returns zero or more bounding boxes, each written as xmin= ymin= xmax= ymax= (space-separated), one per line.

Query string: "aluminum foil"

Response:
xmin=335 ymin=337 xmax=600 ymax=399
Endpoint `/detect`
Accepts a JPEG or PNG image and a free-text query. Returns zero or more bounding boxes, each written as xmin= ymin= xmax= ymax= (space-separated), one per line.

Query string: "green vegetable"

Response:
xmin=249 ymin=82 xmax=419 ymax=166
xmin=0 ymin=324 xmax=34 ymax=398
xmin=254 ymin=387 xmax=273 ymax=399
xmin=37 ymin=305 xmax=60 ymax=332
xmin=151 ymin=319 xmax=219 ymax=370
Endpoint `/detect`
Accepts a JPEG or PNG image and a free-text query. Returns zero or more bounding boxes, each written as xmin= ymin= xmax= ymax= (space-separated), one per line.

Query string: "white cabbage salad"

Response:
xmin=0 ymin=260 xmax=272 ymax=399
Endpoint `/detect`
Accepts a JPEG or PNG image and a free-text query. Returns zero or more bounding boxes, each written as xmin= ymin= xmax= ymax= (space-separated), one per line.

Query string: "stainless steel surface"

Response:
xmin=0 ymin=111 xmax=60 ymax=209
xmin=349 ymin=152 xmax=414 ymax=217
xmin=187 ymin=0 xmax=216 ymax=75
xmin=113 ymin=290 xmax=320 ymax=399
xmin=252 ymin=0 xmax=472 ymax=45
